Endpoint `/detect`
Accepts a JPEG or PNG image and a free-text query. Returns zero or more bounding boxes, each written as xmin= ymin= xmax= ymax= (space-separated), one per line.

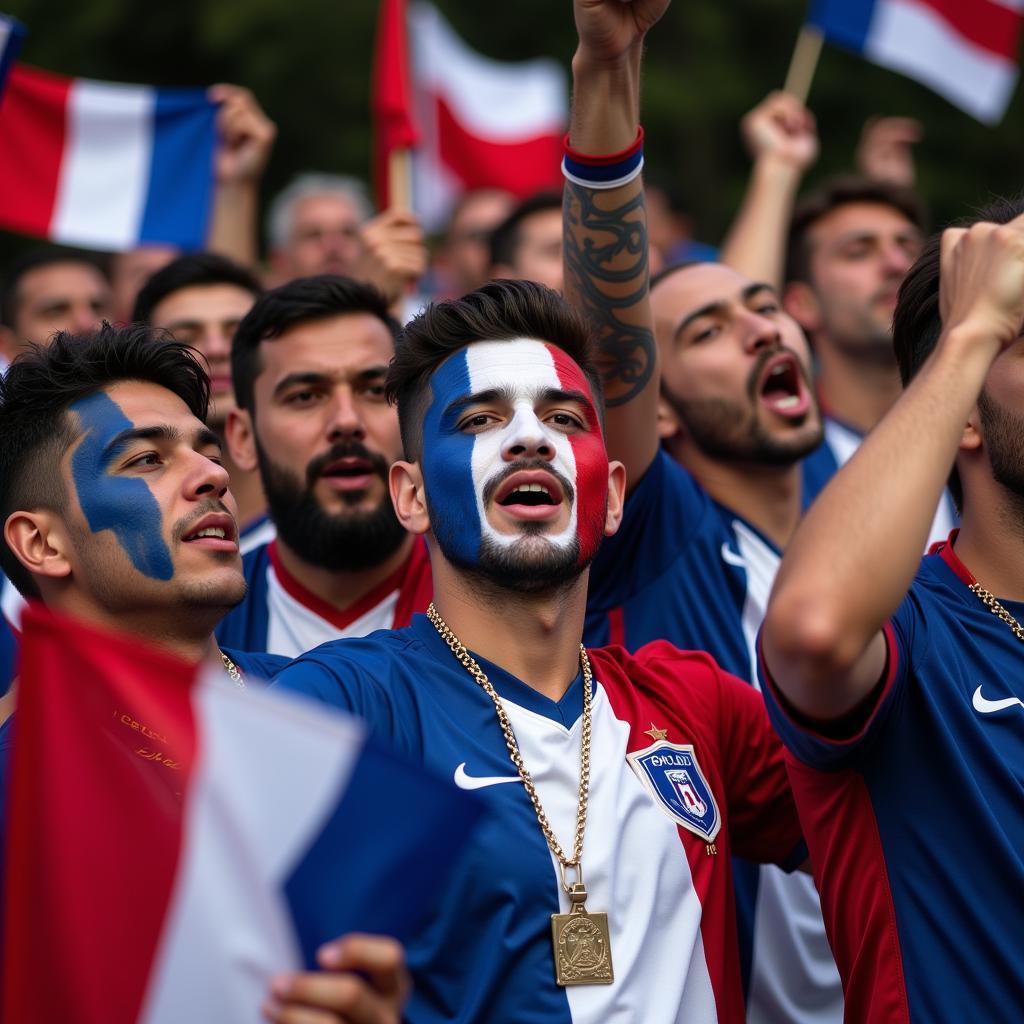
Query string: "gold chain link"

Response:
xmin=221 ymin=651 xmax=245 ymax=689
xmin=968 ymin=582 xmax=1024 ymax=644
xmin=427 ymin=602 xmax=592 ymax=877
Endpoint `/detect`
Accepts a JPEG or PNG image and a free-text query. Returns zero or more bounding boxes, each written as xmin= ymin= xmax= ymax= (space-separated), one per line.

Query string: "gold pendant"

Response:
xmin=551 ymin=883 xmax=614 ymax=986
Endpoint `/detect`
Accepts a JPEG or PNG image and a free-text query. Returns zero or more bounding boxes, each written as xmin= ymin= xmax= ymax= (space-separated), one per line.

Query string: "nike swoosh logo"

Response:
xmin=453 ymin=762 xmax=521 ymax=790
xmin=972 ymin=686 xmax=1024 ymax=715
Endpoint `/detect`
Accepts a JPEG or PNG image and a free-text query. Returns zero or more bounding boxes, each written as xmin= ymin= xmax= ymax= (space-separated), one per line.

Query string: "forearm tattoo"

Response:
xmin=563 ymin=182 xmax=654 ymax=408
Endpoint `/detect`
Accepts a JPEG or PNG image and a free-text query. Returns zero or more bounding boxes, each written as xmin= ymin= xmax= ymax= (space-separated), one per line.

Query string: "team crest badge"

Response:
xmin=626 ymin=741 xmax=721 ymax=842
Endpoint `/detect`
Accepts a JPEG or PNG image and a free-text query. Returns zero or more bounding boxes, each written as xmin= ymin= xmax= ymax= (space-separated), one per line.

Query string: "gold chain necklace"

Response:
xmin=968 ymin=582 xmax=1024 ymax=643
xmin=426 ymin=602 xmax=613 ymax=986
xmin=220 ymin=651 xmax=245 ymax=689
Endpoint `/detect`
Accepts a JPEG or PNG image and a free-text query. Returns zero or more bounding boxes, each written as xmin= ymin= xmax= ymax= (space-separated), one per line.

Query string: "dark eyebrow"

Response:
xmin=673 ymin=282 xmax=776 ymax=343
xmin=272 ymin=371 xmax=333 ymax=399
xmin=444 ymin=385 xmax=516 ymax=420
xmin=103 ymin=424 xmax=222 ymax=461
xmin=356 ymin=366 xmax=389 ymax=382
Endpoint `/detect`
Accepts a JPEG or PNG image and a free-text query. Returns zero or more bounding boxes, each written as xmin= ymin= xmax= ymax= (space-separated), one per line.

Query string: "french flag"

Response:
xmin=373 ymin=0 xmax=566 ymax=229
xmin=3 ymin=606 xmax=484 ymax=1023
xmin=809 ymin=0 xmax=1023 ymax=123
xmin=0 ymin=64 xmax=217 ymax=251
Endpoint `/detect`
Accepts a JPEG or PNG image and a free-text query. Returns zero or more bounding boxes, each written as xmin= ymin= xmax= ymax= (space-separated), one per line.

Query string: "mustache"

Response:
xmin=171 ymin=498 xmax=236 ymax=543
xmin=305 ymin=441 xmax=390 ymax=488
xmin=481 ymin=458 xmax=576 ymax=507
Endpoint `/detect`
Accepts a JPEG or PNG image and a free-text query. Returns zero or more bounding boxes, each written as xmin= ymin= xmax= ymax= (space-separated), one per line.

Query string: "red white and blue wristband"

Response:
xmin=561 ymin=128 xmax=644 ymax=190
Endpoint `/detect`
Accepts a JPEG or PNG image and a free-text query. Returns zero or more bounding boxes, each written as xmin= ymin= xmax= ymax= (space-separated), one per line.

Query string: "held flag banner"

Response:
xmin=372 ymin=0 xmax=567 ymax=229
xmin=3 ymin=605 xmax=485 ymax=1024
xmin=808 ymin=0 xmax=1023 ymax=123
xmin=0 ymin=64 xmax=217 ymax=251
xmin=0 ymin=15 xmax=26 ymax=103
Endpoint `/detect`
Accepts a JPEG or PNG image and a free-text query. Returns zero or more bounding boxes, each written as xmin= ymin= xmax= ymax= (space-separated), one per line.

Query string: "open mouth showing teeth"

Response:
xmin=499 ymin=483 xmax=557 ymax=507
xmin=186 ymin=526 xmax=228 ymax=541
xmin=761 ymin=361 xmax=802 ymax=410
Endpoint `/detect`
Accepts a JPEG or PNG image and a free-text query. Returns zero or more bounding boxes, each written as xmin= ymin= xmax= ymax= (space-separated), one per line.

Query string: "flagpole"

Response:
xmin=388 ymin=146 xmax=413 ymax=210
xmin=783 ymin=25 xmax=824 ymax=104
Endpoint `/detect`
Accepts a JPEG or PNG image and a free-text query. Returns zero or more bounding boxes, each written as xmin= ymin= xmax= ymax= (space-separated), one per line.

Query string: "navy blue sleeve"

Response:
xmin=587 ymin=450 xmax=709 ymax=614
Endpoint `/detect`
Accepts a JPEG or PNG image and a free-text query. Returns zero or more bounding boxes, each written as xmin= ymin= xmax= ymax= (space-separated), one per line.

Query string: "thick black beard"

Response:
xmin=256 ymin=442 xmax=408 ymax=572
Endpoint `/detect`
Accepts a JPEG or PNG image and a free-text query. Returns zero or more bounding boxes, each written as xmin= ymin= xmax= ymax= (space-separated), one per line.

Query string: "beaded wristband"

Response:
xmin=561 ymin=128 xmax=644 ymax=190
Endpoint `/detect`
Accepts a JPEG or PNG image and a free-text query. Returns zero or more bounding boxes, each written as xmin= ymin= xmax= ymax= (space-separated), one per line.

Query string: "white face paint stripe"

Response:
xmin=465 ymin=340 xmax=579 ymax=550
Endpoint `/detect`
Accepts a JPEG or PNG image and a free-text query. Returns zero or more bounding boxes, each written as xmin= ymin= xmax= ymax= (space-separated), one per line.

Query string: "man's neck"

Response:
xmin=673 ymin=443 xmax=804 ymax=550
xmin=430 ymin=563 xmax=589 ymax=701
xmin=815 ymin=339 xmax=902 ymax=434
xmin=953 ymin=490 xmax=1024 ymax=603
xmin=274 ymin=533 xmax=415 ymax=614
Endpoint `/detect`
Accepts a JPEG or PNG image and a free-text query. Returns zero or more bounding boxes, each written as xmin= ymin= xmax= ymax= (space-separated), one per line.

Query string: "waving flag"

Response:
xmin=0 ymin=65 xmax=216 ymax=251
xmin=0 ymin=15 xmax=25 ymax=102
xmin=373 ymin=1 xmax=566 ymax=229
xmin=808 ymin=0 xmax=1023 ymax=123
xmin=3 ymin=605 xmax=484 ymax=1024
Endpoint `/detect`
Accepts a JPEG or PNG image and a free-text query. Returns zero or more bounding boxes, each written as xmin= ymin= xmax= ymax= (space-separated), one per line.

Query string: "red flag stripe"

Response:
xmin=901 ymin=0 xmax=1023 ymax=61
xmin=0 ymin=66 xmax=69 ymax=238
xmin=434 ymin=94 xmax=562 ymax=197
xmin=3 ymin=606 xmax=198 ymax=1024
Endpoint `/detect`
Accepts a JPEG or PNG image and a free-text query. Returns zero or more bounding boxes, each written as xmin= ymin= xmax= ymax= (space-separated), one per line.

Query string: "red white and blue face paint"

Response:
xmin=421 ymin=339 xmax=608 ymax=572
xmin=70 ymin=391 xmax=174 ymax=581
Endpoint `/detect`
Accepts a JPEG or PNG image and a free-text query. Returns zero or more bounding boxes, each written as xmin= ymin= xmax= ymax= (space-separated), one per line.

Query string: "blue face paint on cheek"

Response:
xmin=70 ymin=392 xmax=174 ymax=581
xmin=420 ymin=351 xmax=482 ymax=566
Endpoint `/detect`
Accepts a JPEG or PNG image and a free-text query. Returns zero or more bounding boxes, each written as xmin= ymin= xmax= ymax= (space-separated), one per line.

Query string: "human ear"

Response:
xmin=603 ymin=460 xmax=627 ymax=537
xmin=4 ymin=511 xmax=72 ymax=584
xmin=224 ymin=408 xmax=259 ymax=473
xmin=389 ymin=461 xmax=430 ymax=536
xmin=783 ymin=281 xmax=822 ymax=334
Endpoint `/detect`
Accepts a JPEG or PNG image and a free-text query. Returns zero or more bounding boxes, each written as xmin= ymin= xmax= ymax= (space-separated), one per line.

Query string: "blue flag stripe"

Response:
xmin=808 ymin=0 xmax=877 ymax=51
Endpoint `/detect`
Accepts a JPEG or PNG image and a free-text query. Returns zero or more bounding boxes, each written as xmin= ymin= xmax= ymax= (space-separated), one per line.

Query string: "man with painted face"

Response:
xmin=216 ymin=275 xmax=433 ymax=656
xmin=0 ymin=324 xmax=411 ymax=1024
xmin=559 ymin=21 xmax=840 ymax=1024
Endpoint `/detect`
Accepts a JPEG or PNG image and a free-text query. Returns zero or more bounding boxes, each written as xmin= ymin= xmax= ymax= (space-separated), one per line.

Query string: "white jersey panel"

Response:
xmin=265 ymin=565 xmax=400 ymax=659
xmin=503 ymin=683 xmax=717 ymax=1024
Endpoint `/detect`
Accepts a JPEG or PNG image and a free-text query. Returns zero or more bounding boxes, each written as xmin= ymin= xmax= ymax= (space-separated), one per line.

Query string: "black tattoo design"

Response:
xmin=563 ymin=183 xmax=654 ymax=408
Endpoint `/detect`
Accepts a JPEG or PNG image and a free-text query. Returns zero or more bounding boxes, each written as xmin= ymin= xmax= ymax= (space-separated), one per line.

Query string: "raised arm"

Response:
xmin=762 ymin=215 xmax=1024 ymax=720
xmin=720 ymin=91 xmax=818 ymax=291
xmin=562 ymin=0 xmax=669 ymax=488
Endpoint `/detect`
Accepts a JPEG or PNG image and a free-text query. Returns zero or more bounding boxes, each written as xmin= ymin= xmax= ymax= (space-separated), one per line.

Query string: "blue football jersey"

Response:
xmin=273 ymin=615 xmax=804 ymax=1024
xmin=585 ymin=449 xmax=842 ymax=1024
xmin=761 ymin=535 xmax=1024 ymax=1022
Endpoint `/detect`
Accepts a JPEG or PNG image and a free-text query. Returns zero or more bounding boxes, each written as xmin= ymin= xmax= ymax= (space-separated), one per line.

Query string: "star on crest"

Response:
xmin=643 ymin=722 xmax=668 ymax=742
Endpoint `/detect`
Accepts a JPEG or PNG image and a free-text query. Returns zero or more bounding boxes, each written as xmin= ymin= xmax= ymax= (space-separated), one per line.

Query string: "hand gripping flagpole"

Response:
xmin=783 ymin=25 xmax=824 ymax=104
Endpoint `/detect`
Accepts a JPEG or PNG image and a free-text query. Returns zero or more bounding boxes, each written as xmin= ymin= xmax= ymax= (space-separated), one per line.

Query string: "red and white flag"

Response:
xmin=373 ymin=0 xmax=567 ymax=229
xmin=2 ymin=605 xmax=482 ymax=1024
xmin=809 ymin=0 xmax=1023 ymax=123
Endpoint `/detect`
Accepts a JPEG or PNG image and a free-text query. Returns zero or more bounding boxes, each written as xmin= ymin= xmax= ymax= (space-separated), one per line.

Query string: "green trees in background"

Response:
xmin=3 ymin=0 xmax=1021 ymax=262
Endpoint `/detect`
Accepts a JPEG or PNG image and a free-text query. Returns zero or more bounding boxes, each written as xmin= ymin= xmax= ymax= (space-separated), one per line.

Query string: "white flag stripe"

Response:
xmin=868 ymin=0 xmax=1018 ymax=123
xmin=52 ymin=80 xmax=154 ymax=249
xmin=993 ymin=0 xmax=1024 ymax=14
xmin=140 ymin=671 xmax=367 ymax=1023
xmin=409 ymin=3 xmax=565 ymax=141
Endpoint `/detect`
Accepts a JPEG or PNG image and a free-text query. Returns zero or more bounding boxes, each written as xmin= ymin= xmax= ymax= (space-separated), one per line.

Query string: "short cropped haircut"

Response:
xmin=489 ymin=191 xmax=563 ymax=271
xmin=891 ymin=194 xmax=1024 ymax=510
xmin=0 ymin=323 xmax=210 ymax=597
xmin=131 ymin=252 xmax=263 ymax=324
xmin=231 ymin=274 xmax=400 ymax=414
xmin=786 ymin=177 xmax=928 ymax=284
xmin=266 ymin=173 xmax=374 ymax=250
xmin=385 ymin=278 xmax=603 ymax=461
xmin=1 ymin=246 xmax=110 ymax=328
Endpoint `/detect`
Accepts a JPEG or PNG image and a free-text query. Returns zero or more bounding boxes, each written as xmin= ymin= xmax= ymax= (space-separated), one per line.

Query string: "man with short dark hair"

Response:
xmin=0 ymin=323 xmax=409 ymax=1024
xmin=0 ymin=247 xmax=111 ymax=361
xmin=272 ymin=3 xmax=807 ymax=1018
xmin=761 ymin=198 xmax=1024 ymax=1021
xmin=216 ymin=275 xmax=432 ymax=656
xmin=489 ymin=191 xmax=564 ymax=292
